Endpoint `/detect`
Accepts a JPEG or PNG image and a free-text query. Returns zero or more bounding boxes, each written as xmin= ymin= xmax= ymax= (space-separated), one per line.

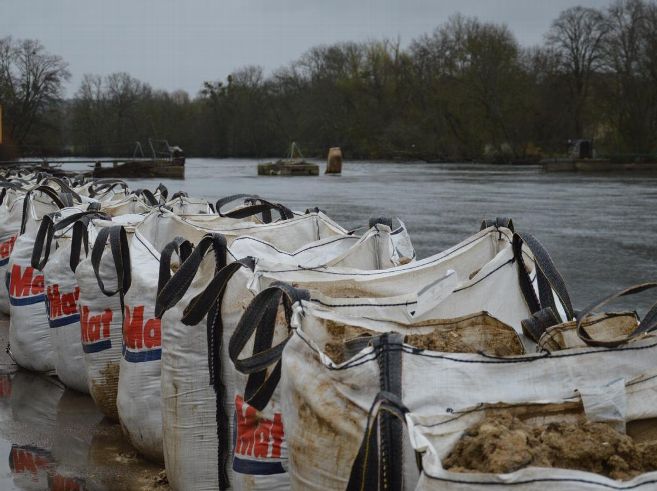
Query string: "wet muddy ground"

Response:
xmin=0 ymin=315 xmax=168 ymax=491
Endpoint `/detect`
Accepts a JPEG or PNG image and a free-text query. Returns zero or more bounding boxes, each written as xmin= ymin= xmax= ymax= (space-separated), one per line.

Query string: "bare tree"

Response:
xmin=0 ymin=37 xmax=70 ymax=149
xmin=547 ymin=6 xmax=608 ymax=138
xmin=104 ymin=72 xmax=151 ymax=145
xmin=604 ymin=0 xmax=654 ymax=151
xmin=72 ymin=74 xmax=106 ymax=154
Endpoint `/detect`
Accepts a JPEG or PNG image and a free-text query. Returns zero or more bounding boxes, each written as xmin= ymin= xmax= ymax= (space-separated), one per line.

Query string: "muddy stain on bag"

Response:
xmin=90 ymin=362 xmax=120 ymax=420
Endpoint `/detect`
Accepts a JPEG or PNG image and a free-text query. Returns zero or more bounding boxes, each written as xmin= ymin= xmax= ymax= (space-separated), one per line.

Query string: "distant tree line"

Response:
xmin=2 ymin=0 xmax=657 ymax=162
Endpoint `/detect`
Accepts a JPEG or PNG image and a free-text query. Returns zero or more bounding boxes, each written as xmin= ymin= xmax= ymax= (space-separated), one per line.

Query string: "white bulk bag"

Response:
xmin=0 ymin=183 xmax=27 ymax=313
xmin=157 ymin=220 xmax=413 ymax=491
xmin=165 ymin=193 xmax=214 ymax=215
xmin=176 ymin=207 xmax=347 ymax=246
xmin=230 ymin=219 xmax=415 ymax=270
xmin=410 ymin=399 xmax=657 ymax=491
xmin=34 ymin=194 xmax=148 ymax=390
xmin=163 ymin=223 xmax=516 ymax=491
xmin=347 ymin=363 xmax=657 ymax=491
xmin=75 ymin=214 xmax=145 ymax=419
xmin=37 ymin=211 xmax=112 ymax=392
xmin=98 ymin=194 xmax=152 ymax=216
xmin=251 ymin=227 xmax=572 ymax=340
xmin=75 ymin=179 xmax=130 ymax=202
xmin=273 ymin=282 xmax=657 ymax=491
xmin=8 ymin=187 xmax=82 ymax=372
xmin=220 ymin=227 xmax=574 ymax=490
xmin=119 ymin=204 xmax=341 ymax=463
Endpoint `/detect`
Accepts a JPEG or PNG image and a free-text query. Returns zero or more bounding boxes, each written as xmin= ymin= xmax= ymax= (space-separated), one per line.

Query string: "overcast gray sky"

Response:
xmin=2 ymin=0 xmax=609 ymax=97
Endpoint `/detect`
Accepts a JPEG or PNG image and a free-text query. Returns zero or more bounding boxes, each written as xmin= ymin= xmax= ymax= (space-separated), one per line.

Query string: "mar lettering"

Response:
xmin=9 ymin=264 xmax=45 ymax=305
xmin=122 ymin=305 xmax=162 ymax=362
xmin=233 ymin=395 xmax=285 ymax=474
xmin=0 ymin=235 xmax=16 ymax=264
xmin=80 ymin=305 xmax=113 ymax=353
xmin=46 ymin=285 xmax=80 ymax=326
xmin=9 ymin=446 xmax=51 ymax=475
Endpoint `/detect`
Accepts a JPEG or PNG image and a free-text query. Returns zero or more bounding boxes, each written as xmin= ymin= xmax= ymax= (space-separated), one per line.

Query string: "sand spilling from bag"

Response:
xmin=444 ymin=413 xmax=657 ymax=480
xmin=324 ymin=313 xmax=524 ymax=364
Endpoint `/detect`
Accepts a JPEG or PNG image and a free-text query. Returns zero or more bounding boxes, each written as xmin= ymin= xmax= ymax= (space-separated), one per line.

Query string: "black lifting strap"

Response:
xmin=372 ymin=333 xmax=405 ymax=491
xmin=0 ymin=180 xmax=26 ymax=205
xmin=369 ymin=217 xmax=393 ymax=229
xmin=154 ymin=233 xmax=235 ymax=491
xmin=215 ymin=194 xmax=263 ymax=214
xmin=90 ymin=225 xmax=131 ymax=297
xmin=215 ymin=193 xmax=294 ymax=223
xmin=205 ymin=238 xmax=230 ymax=491
xmin=157 ymin=237 xmax=194 ymax=298
xmin=31 ymin=210 xmax=110 ymax=271
xmin=135 ymin=188 xmax=159 ymax=206
xmin=31 ymin=214 xmax=56 ymax=271
xmin=155 ymin=183 xmax=169 ymax=202
xmin=170 ymin=191 xmax=188 ymax=200
xmin=347 ymin=391 xmax=416 ymax=491
xmin=480 ymin=217 xmax=514 ymax=232
xmin=88 ymin=179 xmax=128 ymax=199
xmin=156 ymin=233 xmax=232 ymax=318
xmin=521 ymin=307 xmax=560 ymax=343
xmin=177 ymin=256 xmax=255 ymax=327
xmin=228 ymin=282 xmax=310 ymax=409
xmin=576 ymin=282 xmax=657 ymax=348
xmin=87 ymin=201 xmax=102 ymax=212
xmin=20 ymin=185 xmax=66 ymax=235
xmin=69 ymin=212 xmax=115 ymax=273
xmin=38 ymin=176 xmax=82 ymax=203
xmin=59 ymin=192 xmax=75 ymax=207
xmin=70 ymin=220 xmax=92 ymax=272
xmin=513 ymin=232 xmax=574 ymax=324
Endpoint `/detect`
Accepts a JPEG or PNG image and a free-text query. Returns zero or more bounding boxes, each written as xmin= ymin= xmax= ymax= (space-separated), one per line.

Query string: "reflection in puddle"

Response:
xmin=0 ymin=375 xmax=11 ymax=397
xmin=0 ymin=336 xmax=167 ymax=491
xmin=9 ymin=444 xmax=83 ymax=490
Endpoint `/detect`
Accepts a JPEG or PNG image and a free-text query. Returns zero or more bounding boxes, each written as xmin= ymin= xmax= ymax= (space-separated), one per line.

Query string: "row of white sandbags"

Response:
xmin=0 ymin=174 xmax=416 ymax=482
xmin=164 ymin=210 xmax=657 ymax=491
xmin=12 ymin=170 xmax=652 ymax=490
xmin=267 ymin=280 xmax=656 ymax=490
xmin=233 ymin=256 xmax=657 ymax=489
xmin=154 ymin=217 xmax=561 ymax=490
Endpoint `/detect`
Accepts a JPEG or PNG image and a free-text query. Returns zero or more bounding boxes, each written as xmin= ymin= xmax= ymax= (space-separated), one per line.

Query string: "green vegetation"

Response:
xmin=2 ymin=0 xmax=657 ymax=161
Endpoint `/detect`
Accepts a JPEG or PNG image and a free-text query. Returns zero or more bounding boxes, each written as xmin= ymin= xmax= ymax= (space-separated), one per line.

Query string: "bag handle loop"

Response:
xmin=347 ymin=391 xmax=415 ymax=491
xmin=513 ymin=232 xmax=574 ymax=323
xmin=90 ymin=225 xmax=131 ymax=297
xmin=576 ymin=282 xmax=657 ymax=347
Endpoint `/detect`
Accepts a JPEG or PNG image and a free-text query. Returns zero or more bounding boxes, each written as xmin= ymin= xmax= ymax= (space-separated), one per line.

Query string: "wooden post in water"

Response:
xmin=325 ymin=147 xmax=342 ymax=174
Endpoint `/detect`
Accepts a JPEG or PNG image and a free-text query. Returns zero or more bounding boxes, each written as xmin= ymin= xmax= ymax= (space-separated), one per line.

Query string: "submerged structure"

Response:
xmin=257 ymin=142 xmax=319 ymax=176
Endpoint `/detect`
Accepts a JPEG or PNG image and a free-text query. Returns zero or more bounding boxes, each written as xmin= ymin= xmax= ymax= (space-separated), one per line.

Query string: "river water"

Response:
xmin=0 ymin=158 xmax=655 ymax=489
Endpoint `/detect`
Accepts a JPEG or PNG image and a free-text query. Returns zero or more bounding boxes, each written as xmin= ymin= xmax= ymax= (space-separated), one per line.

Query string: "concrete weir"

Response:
xmin=257 ymin=159 xmax=319 ymax=176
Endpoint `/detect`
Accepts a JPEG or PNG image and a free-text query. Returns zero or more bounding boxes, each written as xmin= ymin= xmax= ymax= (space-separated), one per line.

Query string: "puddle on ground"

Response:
xmin=0 ymin=317 xmax=168 ymax=490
